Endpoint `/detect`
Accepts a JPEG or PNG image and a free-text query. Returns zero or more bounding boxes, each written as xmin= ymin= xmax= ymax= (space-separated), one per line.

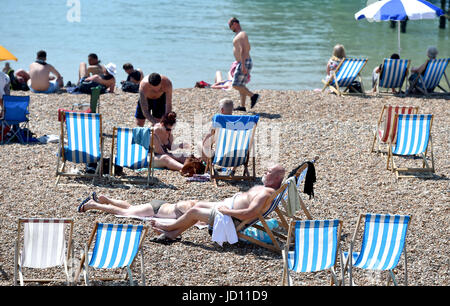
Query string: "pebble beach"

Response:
xmin=0 ymin=88 xmax=448 ymax=286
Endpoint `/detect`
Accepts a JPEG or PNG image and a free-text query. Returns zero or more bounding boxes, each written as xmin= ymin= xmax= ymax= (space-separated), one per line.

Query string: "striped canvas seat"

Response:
xmin=114 ymin=127 xmax=151 ymax=169
xmin=344 ymin=214 xmax=411 ymax=286
xmin=322 ymin=58 xmax=367 ymax=96
xmin=14 ymin=218 xmax=74 ymax=286
xmin=409 ymin=58 xmax=450 ymax=95
xmin=378 ymin=59 xmax=410 ymax=90
xmin=209 ymin=114 xmax=259 ymax=183
xmin=387 ymin=114 xmax=434 ymax=178
xmin=282 ymin=219 xmax=343 ymax=286
xmin=370 ymin=105 xmax=419 ymax=153
xmin=76 ymin=222 xmax=149 ymax=286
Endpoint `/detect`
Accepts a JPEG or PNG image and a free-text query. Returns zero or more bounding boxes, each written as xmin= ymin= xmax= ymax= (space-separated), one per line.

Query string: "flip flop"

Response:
xmin=77 ymin=195 xmax=91 ymax=213
xmin=150 ymin=233 xmax=181 ymax=245
xmin=92 ymin=191 xmax=98 ymax=202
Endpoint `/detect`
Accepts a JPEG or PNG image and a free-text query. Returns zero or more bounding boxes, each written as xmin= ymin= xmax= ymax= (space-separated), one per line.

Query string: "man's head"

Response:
xmin=123 ymin=63 xmax=134 ymax=74
xmin=262 ymin=164 xmax=285 ymax=190
xmin=228 ymin=17 xmax=240 ymax=33
xmin=427 ymin=46 xmax=438 ymax=59
xmin=36 ymin=50 xmax=46 ymax=61
xmin=219 ymin=98 xmax=233 ymax=115
xmin=148 ymin=73 xmax=162 ymax=89
xmin=88 ymin=53 xmax=99 ymax=65
xmin=390 ymin=53 xmax=400 ymax=60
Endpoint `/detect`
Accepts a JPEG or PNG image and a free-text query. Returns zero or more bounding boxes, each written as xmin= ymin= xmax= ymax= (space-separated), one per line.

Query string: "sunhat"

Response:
xmin=105 ymin=62 xmax=116 ymax=76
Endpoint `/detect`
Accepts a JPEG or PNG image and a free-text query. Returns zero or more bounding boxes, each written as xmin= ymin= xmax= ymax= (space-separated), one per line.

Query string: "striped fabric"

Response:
xmin=115 ymin=127 xmax=150 ymax=169
xmin=393 ymin=114 xmax=432 ymax=155
xmin=287 ymin=220 xmax=340 ymax=273
xmin=422 ymin=58 xmax=449 ymax=90
xmin=379 ymin=59 xmax=409 ymax=89
xmin=88 ymin=223 xmax=144 ymax=269
xmin=64 ymin=112 xmax=101 ymax=163
xmin=380 ymin=106 xmax=417 ymax=143
xmin=331 ymin=58 xmax=367 ymax=87
xmin=21 ymin=219 xmax=70 ymax=269
xmin=212 ymin=115 xmax=259 ymax=168
xmin=346 ymin=214 xmax=410 ymax=271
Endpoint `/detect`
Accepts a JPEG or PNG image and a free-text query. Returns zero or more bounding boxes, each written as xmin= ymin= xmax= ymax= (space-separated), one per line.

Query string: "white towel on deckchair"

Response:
xmin=286 ymin=176 xmax=301 ymax=217
xmin=212 ymin=198 xmax=238 ymax=246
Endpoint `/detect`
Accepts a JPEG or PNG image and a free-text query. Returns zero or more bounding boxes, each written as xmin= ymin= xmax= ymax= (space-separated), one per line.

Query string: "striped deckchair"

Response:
xmin=344 ymin=214 xmax=411 ymax=286
xmin=75 ymin=222 xmax=149 ymax=286
xmin=14 ymin=218 xmax=74 ymax=286
xmin=386 ymin=114 xmax=434 ymax=179
xmin=109 ymin=127 xmax=154 ymax=185
xmin=56 ymin=112 xmax=103 ymax=185
xmin=370 ymin=105 xmax=419 ymax=154
xmin=375 ymin=59 xmax=410 ymax=95
xmin=236 ymin=161 xmax=315 ymax=253
xmin=282 ymin=219 xmax=343 ymax=286
xmin=207 ymin=114 xmax=259 ymax=184
xmin=407 ymin=58 xmax=450 ymax=96
xmin=322 ymin=58 xmax=367 ymax=96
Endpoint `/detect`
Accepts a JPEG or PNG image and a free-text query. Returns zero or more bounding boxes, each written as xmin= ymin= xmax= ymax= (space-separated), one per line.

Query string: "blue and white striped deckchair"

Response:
xmin=76 ymin=222 xmax=149 ymax=286
xmin=56 ymin=112 xmax=103 ymax=184
xmin=209 ymin=114 xmax=259 ymax=183
xmin=408 ymin=58 xmax=449 ymax=95
xmin=344 ymin=214 xmax=411 ymax=286
xmin=322 ymin=58 xmax=367 ymax=96
xmin=387 ymin=114 xmax=434 ymax=178
xmin=282 ymin=219 xmax=343 ymax=286
xmin=376 ymin=59 xmax=410 ymax=94
xmin=110 ymin=127 xmax=154 ymax=185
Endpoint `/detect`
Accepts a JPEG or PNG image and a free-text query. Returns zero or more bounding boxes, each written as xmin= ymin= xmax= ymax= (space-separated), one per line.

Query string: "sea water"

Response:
xmin=2 ymin=0 xmax=449 ymax=90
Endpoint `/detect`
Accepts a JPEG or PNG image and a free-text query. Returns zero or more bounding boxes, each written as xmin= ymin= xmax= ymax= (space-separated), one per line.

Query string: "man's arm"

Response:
xmin=218 ymin=191 xmax=270 ymax=221
xmin=48 ymin=65 xmax=62 ymax=80
xmin=164 ymin=78 xmax=173 ymax=114
xmin=138 ymin=83 xmax=157 ymax=125
xmin=236 ymin=34 xmax=249 ymax=75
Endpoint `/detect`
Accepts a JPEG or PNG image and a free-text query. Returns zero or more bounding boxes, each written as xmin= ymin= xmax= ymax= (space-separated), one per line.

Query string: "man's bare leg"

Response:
xmin=82 ymin=199 xmax=155 ymax=217
xmin=96 ymin=195 xmax=131 ymax=209
xmin=233 ymin=85 xmax=253 ymax=108
xmin=78 ymin=62 xmax=88 ymax=83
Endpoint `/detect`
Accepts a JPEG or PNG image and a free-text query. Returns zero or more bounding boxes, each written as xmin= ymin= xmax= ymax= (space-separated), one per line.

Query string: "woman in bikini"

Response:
xmin=152 ymin=111 xmax=189 ymax=171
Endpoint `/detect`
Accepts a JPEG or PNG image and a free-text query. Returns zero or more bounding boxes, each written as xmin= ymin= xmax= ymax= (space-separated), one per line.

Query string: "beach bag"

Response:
xmin=241 ymin=219 xmax=279 ymax=244
xmin=76 ymin=81 xmax=106 ymax=94
xmin=121 ymin=81 xmax=139 ymax=93
xmin=348 ymin=80 xmax=363 ymax=93
xmin=180 ymin=155 xmax=206 ymax=177
xmin=86 ymin=158 xmax=123 ymax=175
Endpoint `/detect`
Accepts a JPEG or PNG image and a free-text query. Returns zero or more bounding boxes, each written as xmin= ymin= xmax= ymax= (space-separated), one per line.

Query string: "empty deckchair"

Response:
xmin=14 ymin=218 xmax=74 ymax=286
xmin=386 ymin=114 xmax=434 ymax=179
xmin=375 ymin=59 xmax=410 ymax=95
xmin=109 ymin=127 xmax=154 ymax=185
xmin=207 ymin=114 xmax=259 ymax=184
xmin=75 ymin=222 xmax=149 ymax=286
xmin=344 ymin=214 xmax=411 ymax=286
xmin=407 ymin=58 xmax=450 ymax=96
xmin=235 ymin=161 xmax=315 ymax=253
xmin=322 ymin=58 xmax=367 ymax=96
xmin=1 ymin=95 xmax=31 ymax=144
xmin=282 ymin=219 xmax=343 ymax=286
xmin=370 ymin=105 xmax=419 ymax=154
xmin=56 ymin=112 xmax=103 ymax=185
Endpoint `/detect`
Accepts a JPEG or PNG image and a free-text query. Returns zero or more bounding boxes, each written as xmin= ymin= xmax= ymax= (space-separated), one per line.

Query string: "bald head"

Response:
xmin=262 ymin=164 xmax=285 ymax=189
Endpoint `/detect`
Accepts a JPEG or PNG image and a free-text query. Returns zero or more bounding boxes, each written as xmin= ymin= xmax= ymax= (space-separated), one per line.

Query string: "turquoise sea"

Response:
xmin=2 ymin=0 xmax=449 ymax=90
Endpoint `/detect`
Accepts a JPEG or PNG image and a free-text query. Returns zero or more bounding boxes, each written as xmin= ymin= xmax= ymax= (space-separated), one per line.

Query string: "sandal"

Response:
xmin=77 ymin=195 xmax=91 ymax=213
xmin=150 ymin=234 xmax=182 ymax=245
xmin=92 ymin=191 xmax=98 ymax=202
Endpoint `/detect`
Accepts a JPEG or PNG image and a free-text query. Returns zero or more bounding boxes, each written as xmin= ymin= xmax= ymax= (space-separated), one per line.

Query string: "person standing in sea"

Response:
xmin=228 ymin=17 xmax=259 ymax=112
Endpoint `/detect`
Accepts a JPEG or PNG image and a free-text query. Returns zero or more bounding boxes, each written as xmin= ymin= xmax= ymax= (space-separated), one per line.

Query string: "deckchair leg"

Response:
xmin=14 ymin=241 xmax=18 ymax=286
xmin=84 ymin=244 xmax=90 ymax=286
xmin=127 ymin=266 xmax=134 ymax=286
xmin=140 ymin=250 xmax=146 ymax=286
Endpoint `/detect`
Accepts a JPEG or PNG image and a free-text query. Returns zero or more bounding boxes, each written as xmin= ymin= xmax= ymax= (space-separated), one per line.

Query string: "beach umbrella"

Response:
xmin=355 ymin=0 xmax=445 ymax=55
xmin=0 ymin=45 xmax=17 ymax=61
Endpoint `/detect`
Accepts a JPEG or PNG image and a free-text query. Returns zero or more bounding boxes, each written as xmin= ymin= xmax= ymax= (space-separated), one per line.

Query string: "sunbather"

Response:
xmin=78 ymin=192 xmax=196 ymax=220
xmin=408 ymin=46 xmax=439 ymax=93
xmin=149 ymin=164 xmax=286 ymax=241
xmin=325 ymin=44 xmax=346 ymax=81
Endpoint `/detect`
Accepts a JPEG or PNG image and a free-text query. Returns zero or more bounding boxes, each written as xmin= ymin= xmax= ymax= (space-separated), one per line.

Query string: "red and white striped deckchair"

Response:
xmin=370 ymin=105 xmax=419 ymax=154
xmin=14 ymin=218 xmax=74 ymax=286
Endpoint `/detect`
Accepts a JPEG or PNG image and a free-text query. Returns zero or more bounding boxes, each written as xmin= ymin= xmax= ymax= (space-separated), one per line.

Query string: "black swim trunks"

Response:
xmin=135 ymin=93 xmax=166 ymax=120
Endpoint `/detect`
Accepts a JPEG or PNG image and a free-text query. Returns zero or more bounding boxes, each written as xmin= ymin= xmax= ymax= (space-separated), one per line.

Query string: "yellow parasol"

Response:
xmin=0 ymin=45 xmax=18 ymax=61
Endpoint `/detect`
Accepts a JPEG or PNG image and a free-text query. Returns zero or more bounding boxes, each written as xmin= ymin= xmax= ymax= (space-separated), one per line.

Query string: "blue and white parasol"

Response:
xmin=355 ymin=0 xmax=445 ymax=55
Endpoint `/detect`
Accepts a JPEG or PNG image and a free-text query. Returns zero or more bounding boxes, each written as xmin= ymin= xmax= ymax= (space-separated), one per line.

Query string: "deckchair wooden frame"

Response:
xmin=321 ymin=58 xmax=367 ymax=96
xmin=206 ymin=121 xmax=258 ymax=186
xmin=370 ymin=105 xmax=419 ymax=154
xmin=235 ymin=162 xmax=314 ymax=253
xmin=55 ymin=112 xmax=104 ymax=186
xmin=14 ymin=218 xmax=74 ymax=286
xmin=386 ymin=114 xmax=435 ymax=179
xmin=74 ymin=222 xmax=149 ymax=286
xmin=375 ymin=59 xmax=411 ymax=96
xmin=282 ymin=219 xmax=344 ymax=286
xmin=108 ymin=127 xmax=155 ymax=186
xmin=407 ymin=58 xmax=450 ymax=96
xmin=344 ymin=213 xmax=412 ymax=286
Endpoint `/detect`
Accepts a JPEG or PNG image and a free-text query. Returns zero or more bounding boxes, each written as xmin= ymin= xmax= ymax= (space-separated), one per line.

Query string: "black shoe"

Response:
xmin=234 ymin=106 xmax=246 ymax=112
xmin=250 ymin=93 xmax=259 ymax=108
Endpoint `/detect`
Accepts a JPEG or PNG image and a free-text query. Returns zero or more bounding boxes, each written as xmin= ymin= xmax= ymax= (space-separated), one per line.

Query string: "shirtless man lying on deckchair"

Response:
xmin=149 ymin=164 xmax=285 ymax=242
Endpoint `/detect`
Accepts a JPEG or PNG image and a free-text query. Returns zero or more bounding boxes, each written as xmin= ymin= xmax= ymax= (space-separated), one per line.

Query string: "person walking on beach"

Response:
xmin=228 ymin=17 xmax=259 ymax=112
xmin=135 ymin=72 xmax=173 ymax=126
xmin=28 ymin=50 xmax=63 ymax=93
